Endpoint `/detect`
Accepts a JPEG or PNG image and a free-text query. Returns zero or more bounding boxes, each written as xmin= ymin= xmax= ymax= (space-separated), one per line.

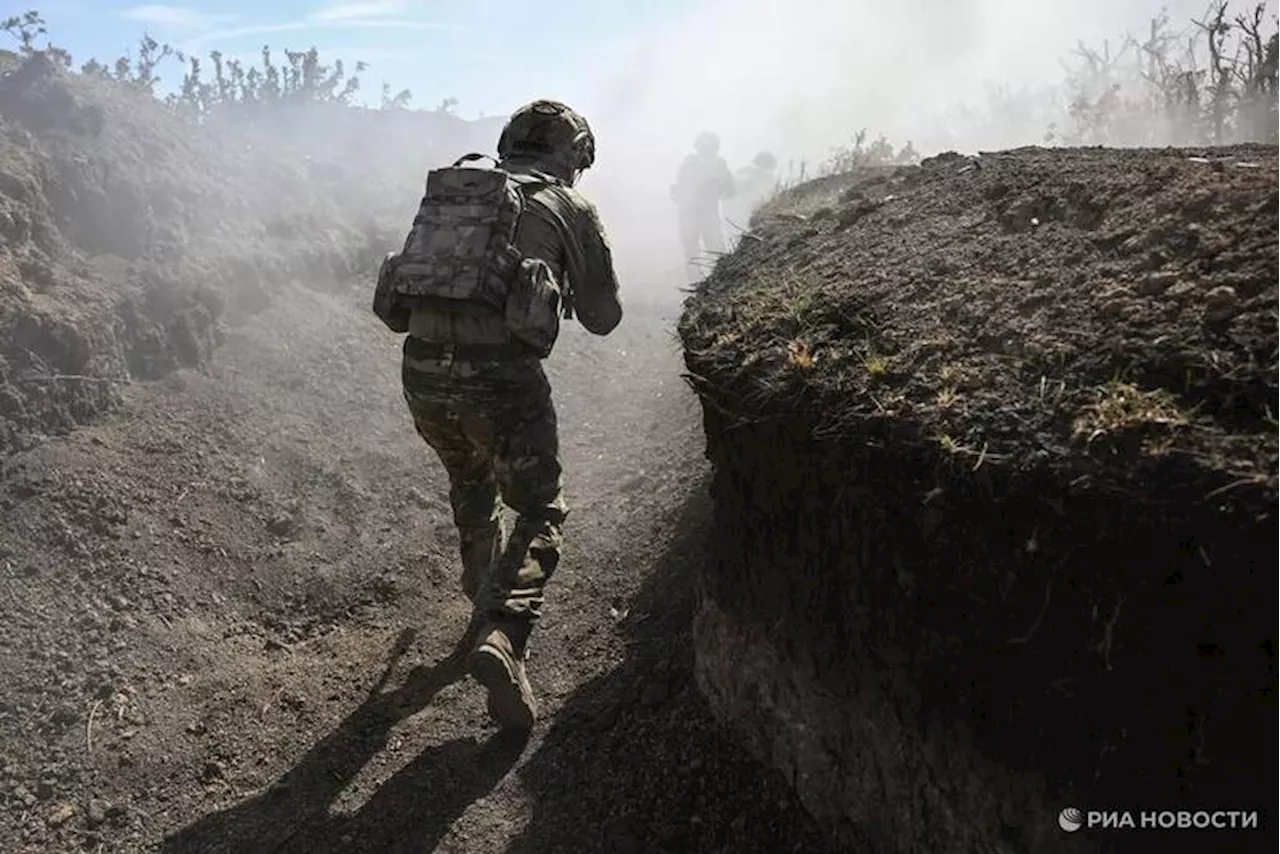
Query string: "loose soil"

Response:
xmin=1 ymin=53 xmax=839 ymax=853
xmin=685 ymin=146 xmax=1277 ymax=507
xmin=0 ymin=287 xmax=835 ymax=853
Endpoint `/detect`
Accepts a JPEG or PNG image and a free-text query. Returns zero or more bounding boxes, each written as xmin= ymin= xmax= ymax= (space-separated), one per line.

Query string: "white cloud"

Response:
xmin=121 ymin=4 xmax=237 ymax=31
xmin=178 ymin=18 xmax=453 ymax=52
xmin=309 ymin=1 xmax=413 ymax=22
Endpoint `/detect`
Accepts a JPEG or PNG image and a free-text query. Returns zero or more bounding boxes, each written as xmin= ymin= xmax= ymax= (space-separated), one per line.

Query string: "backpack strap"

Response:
xmin=452 ymin=152 xmax=500 ymax=168
xmin=506 ymin=172 xmax=547 ymax=191
xmin=446 ymin=155 xmax=554 ymax=198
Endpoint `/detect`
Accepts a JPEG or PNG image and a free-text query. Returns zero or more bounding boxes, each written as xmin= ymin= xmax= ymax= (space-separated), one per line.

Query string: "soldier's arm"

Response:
xmin=718 ymin=158 xmax=737 ymax=198
xmin=565 ymin=200 xmax=622 ymax=336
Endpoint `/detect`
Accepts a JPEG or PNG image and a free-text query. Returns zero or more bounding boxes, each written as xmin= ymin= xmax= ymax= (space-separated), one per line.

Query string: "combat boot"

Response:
xmin=468 ymin=618 xmax=536 ymax=730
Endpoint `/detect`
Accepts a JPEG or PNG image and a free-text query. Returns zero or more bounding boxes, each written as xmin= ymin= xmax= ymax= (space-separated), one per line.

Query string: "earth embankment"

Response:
xmin=679 ymin=146 xmax=1278 ymax=853
xmin=0 ymin=53 xmax=493 ymax=455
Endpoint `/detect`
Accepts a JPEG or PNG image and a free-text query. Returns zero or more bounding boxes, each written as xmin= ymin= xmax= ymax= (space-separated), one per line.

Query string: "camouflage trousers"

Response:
xmin=677 ymin=207 xmax=725 ymax=282
xmin=401 ymin=340 xmax=567 ymax=623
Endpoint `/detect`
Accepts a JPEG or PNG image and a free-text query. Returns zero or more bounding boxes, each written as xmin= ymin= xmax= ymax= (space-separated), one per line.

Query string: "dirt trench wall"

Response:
xmin=691 ymin=415 xmax=1272 ymax=853
xmin=680 ymin=147 xmax=1277 ymax=853
xmin=0 ymin=54 xmax=499 ymax=455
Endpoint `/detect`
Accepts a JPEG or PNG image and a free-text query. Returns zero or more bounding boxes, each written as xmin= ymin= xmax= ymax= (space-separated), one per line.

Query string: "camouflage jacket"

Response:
xmin=670 ymin=153 xmax=736 ymax=217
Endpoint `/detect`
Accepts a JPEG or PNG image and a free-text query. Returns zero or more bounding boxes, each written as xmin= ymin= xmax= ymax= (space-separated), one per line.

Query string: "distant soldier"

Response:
xmin=373 ymin=99 xmax=623 ymax=731
xmin=725 ymin=150 xmax=779 ymax=243
xmin=670 ymin=131 xmax=735 ymax=282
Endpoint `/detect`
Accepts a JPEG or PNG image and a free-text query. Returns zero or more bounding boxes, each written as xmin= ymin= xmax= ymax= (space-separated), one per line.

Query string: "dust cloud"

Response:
xmin=35 ymin=0 xmax=1264 ymax=304
xmin=156 ymin=0 xmax=1271 ymax=304
xmin=561 ymin=0 xmax=1277 ymax=299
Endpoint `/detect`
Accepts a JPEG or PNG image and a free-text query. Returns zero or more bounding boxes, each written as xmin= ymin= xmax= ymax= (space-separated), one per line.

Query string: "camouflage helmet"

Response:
xmin=497 ymin=99 xmax=596 ymax=175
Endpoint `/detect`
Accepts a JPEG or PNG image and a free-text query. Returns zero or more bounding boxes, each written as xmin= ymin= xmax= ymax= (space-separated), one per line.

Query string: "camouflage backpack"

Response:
xmin=373 ymin=153 xmax=567 ymax=356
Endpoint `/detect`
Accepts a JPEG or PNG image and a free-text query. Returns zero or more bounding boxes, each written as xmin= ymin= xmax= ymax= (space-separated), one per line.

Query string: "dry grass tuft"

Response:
xmin=786 ymin=339 xmax=815 ymax=371
xmin=1073 ymin=381 xmax=1189 ymax=443
xmin=861 ymin=350 xmax=890 ymax=377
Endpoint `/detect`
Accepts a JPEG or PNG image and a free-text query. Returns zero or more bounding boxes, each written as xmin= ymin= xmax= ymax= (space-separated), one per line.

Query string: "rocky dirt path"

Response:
xmin=0 ymin=281 xmax=835 ymax=853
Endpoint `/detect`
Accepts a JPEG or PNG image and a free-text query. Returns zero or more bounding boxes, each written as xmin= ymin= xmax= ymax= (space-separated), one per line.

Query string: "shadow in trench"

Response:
xmin=162 ymin=617 xmax=527 ymax=854
xmin=504 ymin=480 xmax=855 ymax=854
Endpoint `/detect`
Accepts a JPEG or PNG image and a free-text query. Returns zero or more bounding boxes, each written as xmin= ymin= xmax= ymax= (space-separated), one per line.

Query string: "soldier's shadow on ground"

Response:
xmin=502 ymin=482 xmax=842 ymax=854
xmin=161 ymin=618 xmax=527 ymax=854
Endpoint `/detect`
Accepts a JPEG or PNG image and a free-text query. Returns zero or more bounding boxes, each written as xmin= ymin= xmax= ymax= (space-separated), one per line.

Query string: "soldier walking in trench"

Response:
xmin=670 ymin=130 xmax=736 ymax=282
xmin=373 ymin=99 xmax=623 ymax=729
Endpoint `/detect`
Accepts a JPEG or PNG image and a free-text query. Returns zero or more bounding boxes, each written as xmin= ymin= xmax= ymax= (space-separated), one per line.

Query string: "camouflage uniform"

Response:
xmin=402 ymin=157 xmax=622 ymax=624
xmin=671 ymin=133 xmax=736 ymax=281
xmin=403 ymin=354 xmax=561 ymax=617
xmin=384 ymin=99 xmax=620 ymax=731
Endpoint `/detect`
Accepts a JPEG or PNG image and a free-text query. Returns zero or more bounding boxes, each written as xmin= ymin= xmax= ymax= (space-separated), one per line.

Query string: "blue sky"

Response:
xmin=26 ymin=0 xmax=691 ymax=116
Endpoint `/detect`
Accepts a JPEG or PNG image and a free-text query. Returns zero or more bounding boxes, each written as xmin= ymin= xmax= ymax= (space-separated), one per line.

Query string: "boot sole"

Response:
xmin=468 ymin=645 xmax=536 ymax=731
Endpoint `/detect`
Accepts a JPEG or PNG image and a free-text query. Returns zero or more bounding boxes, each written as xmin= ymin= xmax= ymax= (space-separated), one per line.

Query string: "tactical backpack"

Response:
xmin=373 ymin=153 xmax=568 ymax=357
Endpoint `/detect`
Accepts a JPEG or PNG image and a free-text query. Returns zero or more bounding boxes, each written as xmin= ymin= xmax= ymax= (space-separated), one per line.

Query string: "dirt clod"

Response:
xmin=85 ymin=798 xmax=109 ymax=828
xmin=47 ymin=801 xmax=75 ymax=826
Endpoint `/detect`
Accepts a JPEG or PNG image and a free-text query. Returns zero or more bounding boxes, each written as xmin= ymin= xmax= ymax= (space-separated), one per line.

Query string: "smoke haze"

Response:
xmin=29 ymin=0 xmax=1272 ymax=301
xmin=557 ymin=0 xmax=1277 ymax=296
